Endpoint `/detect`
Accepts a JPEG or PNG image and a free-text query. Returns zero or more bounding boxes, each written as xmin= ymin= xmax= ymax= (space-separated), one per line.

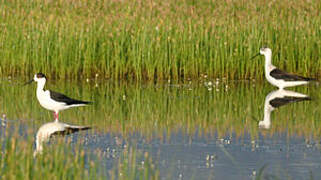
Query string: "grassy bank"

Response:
xmin=0 ymin=0 xmax=320 ymax=81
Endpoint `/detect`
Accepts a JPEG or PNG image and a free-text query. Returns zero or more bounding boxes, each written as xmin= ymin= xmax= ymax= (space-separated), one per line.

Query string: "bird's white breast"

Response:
xmin=36 ymin=90 xmax=66 ymax=112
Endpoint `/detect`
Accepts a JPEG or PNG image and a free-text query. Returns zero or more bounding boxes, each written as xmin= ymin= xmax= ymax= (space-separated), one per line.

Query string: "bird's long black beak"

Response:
xmin=250 ymin=53 xmax=260 ymax=60
xmin=24 ymin=79 xmax=34 ymax=86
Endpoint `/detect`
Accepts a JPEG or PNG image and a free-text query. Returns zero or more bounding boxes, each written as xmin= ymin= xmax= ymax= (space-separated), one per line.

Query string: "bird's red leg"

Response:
xmin=53 ymin=112 xmax=59 ymax=121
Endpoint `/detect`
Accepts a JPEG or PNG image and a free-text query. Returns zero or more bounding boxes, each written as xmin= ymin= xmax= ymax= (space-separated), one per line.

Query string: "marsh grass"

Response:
xmin=0 ymin=0 xmax=320 ymax=81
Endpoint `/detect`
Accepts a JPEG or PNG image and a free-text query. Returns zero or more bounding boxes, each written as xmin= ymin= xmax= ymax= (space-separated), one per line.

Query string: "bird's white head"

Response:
xmin=24 ymin=72 xmax=47 ymax=86
xmin=250 ymin=46 xmax=272 ymax=60
xmin=33 ymin=73 xmax=47 ymax=83
xmin=259 ymin=47 xmax=272 ymax=56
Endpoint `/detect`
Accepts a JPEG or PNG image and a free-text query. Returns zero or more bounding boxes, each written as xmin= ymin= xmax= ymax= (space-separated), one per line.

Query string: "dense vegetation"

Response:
xmin=0 ymin=0 xmax=320 ymax=81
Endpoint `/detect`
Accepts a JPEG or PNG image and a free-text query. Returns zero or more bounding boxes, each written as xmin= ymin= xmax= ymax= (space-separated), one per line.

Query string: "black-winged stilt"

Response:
xmin=25 ymin=73 xmax=92 ymax=121
xmin=259 ymin=89 xmax=311 ymax=129
xmin=251 ymin=47 xmax=316 ymax=89
xmin=34 ymin=121 xmax=91 ymax=156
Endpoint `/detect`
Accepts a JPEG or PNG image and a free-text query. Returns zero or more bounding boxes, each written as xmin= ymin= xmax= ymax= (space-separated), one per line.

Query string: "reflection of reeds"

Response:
xmin=0 ymin=129 xmax=105 ymax=179
xmin=0 ymin=127 xmax=159 ymax=179
xmin=0 ymin=0 xmax=320 ymax=80
xmin=2 ymin=79 xmax=320 ymax=140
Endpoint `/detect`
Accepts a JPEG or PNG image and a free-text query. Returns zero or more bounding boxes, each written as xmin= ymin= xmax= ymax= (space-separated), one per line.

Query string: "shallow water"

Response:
xmin=1 ymin=78 xmax=321 ymax=179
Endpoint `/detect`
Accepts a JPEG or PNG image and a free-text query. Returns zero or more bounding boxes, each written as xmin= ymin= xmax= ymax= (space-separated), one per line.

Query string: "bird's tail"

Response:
xmin=74 ymin=100 xmax=92 ymax=105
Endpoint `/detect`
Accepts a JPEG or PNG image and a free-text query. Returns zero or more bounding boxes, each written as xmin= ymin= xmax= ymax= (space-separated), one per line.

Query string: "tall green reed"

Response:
xmin=0 ymin=0 xmax=320 ymax=81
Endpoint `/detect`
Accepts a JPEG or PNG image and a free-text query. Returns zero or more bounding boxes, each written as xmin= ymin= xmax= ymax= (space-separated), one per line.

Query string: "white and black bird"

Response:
xmin=25 ymin=73 xmax=92 ymax=121
xmin=259 ymin=89 xmax=311 ymax=129
xmin=251 ymin=47 xmax=316 ymax=89
xmin=34 ymin=121 xmax=91 ymax=156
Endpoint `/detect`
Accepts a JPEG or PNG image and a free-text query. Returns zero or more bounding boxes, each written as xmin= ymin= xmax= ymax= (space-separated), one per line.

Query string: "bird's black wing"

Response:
xmin=269 ymin=96 xmax=311 ymax=108
xmin=49 ymin=90 xmax=91 ymax=105
xmin=270 ymin=68 xmax=315 ymax=81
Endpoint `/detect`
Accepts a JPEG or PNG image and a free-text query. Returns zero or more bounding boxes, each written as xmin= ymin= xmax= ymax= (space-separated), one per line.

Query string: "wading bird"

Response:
xmin=25 ymin=73 xmax=91 ymax=121
xmin=251 ymin=47 xmax=316 ymax=89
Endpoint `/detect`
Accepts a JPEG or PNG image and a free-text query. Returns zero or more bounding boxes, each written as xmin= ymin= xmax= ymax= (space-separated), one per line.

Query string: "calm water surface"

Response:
xmin=0 ymin=78 xmax=320 ymax=179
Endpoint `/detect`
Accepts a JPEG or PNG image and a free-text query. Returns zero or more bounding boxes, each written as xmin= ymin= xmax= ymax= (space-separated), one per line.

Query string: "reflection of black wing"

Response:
xmin=270 ymin=68 xmax=315 ymax=81
xmin=49 ymin=90 xmax=91 ymax=105
xmin=269 ymin=96 xmax=311 ymax=108
xmin=51 ymin=126 xmax=91 ymax=136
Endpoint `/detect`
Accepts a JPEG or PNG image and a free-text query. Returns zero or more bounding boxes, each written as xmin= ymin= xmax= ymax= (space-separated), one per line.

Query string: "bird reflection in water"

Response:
xmin=34 ymin=121 xmax=91 ymax=157
xmin=259 ymin=89 xmax=311 ymax=129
